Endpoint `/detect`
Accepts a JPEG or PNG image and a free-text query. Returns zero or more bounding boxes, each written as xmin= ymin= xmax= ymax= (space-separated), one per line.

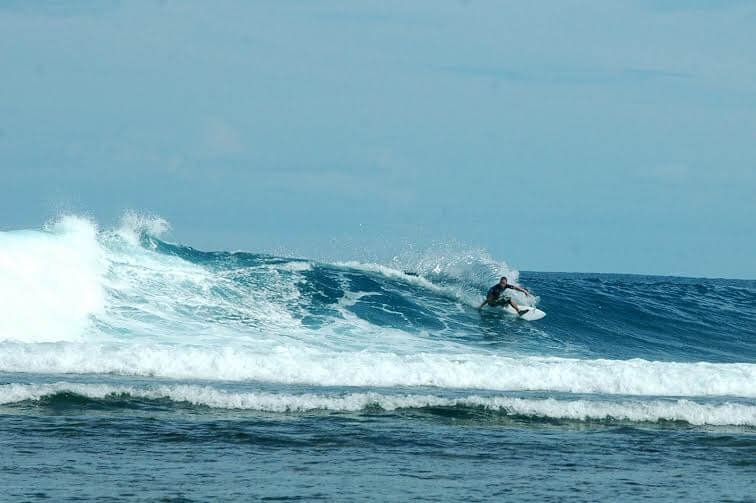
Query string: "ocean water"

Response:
xmin=1 ymin=216 xmax=754 ymax=501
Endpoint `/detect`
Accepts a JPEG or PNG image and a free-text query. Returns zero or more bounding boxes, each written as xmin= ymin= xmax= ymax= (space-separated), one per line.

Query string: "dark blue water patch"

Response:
xmin=1 ymin=412 xmax=753 ymax=501
xmin=295 ymin=266 xmax=449 ymax=332
xmin=521 ymin=272 xmax=756 ymax=363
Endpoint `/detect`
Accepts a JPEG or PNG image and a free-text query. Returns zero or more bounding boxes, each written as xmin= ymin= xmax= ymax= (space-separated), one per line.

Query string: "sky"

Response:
xmin=1 ymin=0 xmax=755 ymax=278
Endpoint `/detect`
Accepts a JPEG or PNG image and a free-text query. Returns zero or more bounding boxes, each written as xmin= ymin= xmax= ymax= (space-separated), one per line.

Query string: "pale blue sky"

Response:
xmin=1 ymin=1 xmax=755 ymax=278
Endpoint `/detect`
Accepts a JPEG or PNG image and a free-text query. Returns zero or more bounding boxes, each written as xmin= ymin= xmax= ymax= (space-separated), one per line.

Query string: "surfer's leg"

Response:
xmin=509 ymin=299 xmax=528 ymax=316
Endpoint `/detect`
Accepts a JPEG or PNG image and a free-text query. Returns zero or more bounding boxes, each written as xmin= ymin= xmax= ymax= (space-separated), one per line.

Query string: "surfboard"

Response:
xmin=503 ymin=304 xmax=546 ymax=321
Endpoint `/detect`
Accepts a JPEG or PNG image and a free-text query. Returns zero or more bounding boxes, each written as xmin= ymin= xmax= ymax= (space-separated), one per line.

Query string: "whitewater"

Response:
xmin=2 ymin=215 xmax=755 ymax=501
xmin=1 ymin=215 xmax=755 ymax=423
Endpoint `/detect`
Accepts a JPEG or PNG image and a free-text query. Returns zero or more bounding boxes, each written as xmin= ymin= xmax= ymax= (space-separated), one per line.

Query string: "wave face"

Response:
xmin=1 ymin=215 xmax=755 ymax=427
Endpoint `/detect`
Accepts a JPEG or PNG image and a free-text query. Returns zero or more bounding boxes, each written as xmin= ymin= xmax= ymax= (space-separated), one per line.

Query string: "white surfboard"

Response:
xmin=503 ymin=304 xmax=546 ymax=321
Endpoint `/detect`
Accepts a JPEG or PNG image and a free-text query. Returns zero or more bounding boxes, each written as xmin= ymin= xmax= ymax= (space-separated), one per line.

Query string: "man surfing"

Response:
xmin=478 ymin=276 xmax=531 ymax=315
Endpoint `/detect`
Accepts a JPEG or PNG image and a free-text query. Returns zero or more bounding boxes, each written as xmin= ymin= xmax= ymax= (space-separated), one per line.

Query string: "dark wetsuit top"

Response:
xmin=487 ymin=284 xmax=514 ymax=303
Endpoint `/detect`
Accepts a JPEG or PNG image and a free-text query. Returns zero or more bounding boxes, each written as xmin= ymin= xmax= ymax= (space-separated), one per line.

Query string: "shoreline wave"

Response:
xmin=3 ymin=382 xmax=754 ymax=427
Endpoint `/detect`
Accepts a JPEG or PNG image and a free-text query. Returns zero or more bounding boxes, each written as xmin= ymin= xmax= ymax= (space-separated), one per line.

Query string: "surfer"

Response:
xmin=478 ymin=276 xmax=531 ymax=315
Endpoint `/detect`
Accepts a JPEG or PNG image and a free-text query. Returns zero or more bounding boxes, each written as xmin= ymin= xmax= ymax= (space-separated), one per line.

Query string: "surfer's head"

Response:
xmin=499 ymin=276 xmax=508 ymax=286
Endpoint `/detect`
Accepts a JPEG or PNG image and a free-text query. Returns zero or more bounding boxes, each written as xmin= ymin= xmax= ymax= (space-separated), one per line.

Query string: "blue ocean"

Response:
xmin=1 ymin=216 xmax=754 ymax=501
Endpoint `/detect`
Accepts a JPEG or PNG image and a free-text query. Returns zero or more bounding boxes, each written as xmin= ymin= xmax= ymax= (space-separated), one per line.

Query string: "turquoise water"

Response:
xmin=1 ymin=217 xmax=754 ymax=501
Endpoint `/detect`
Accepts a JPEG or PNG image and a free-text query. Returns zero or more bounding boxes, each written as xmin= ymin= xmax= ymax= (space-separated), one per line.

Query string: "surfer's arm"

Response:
xmin=478 ymin=299 xmax=489 ymax=309
xmin=512 ymin=285 xmax=530 ymax=296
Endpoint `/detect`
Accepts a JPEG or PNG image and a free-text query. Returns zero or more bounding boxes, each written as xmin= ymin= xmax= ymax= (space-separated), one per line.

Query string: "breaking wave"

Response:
xmin=1 ymin=214 xmax=754 ymax=426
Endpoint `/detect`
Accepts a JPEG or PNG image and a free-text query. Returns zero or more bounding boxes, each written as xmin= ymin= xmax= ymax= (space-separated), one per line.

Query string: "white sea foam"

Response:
xmin=0 ymin=216 xmax=106 ymax=343
xmin=2 ymin=382 xmax=754 ymax=426
xmin=0 ymin=343 xmax=754 ymax=398
xmin=114 ymin=211 xmax=171 ymax=246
